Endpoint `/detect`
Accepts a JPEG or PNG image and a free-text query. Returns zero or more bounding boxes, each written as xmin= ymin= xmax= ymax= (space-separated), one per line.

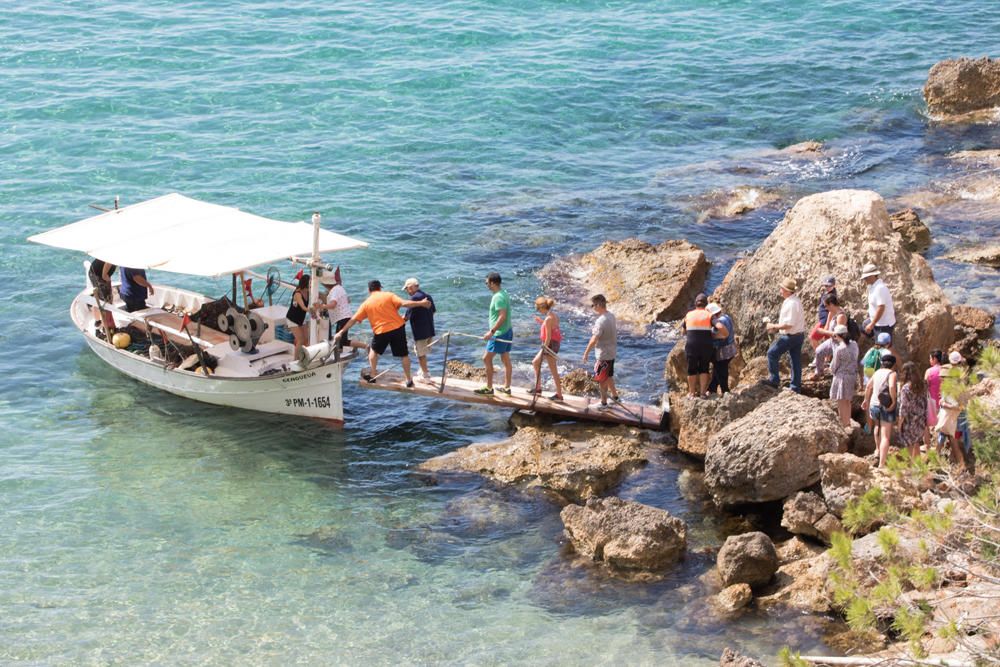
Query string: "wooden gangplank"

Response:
xmin=358 ymin=371 xmax=666 ymax=430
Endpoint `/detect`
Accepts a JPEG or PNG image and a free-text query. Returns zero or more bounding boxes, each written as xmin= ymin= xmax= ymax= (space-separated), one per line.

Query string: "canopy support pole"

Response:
xmin=308 ymin=212 xmax=321 ymax=347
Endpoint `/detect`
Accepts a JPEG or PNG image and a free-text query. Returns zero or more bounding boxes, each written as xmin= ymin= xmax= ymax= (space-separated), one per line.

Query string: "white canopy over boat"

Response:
xmin=28 ymin=193 xmax=368 ymax=277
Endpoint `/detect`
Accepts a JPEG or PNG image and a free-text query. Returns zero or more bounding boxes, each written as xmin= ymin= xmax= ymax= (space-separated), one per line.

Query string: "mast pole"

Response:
xmin=308 ymin=212 xmax=321 ymax=346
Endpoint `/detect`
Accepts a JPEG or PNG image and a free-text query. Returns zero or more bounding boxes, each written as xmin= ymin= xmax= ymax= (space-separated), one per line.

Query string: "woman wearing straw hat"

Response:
xmin=762 ymin=277 xmax=806 ymax=393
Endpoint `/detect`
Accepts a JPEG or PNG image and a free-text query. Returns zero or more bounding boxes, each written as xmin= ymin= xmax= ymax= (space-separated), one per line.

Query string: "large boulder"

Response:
xmin=923 ymin=57 xmax=1000 ymax=117
xmin=704 ymin=391 xmax=851 ymax=506
xmin=889 ymin=208 xmax=931 ymax=254
xmin=711 ymin=190 xmax=954 ymax=365
xmin=540 ymin=238 xmax=709 ymax=326
xmin=560 ymin=497 xmax=687 ymax=571
xmin=818 ymin=452 xmax=929 ymax=532
xmin=417 ymin=425 xmax=646 ymax=504
xmin=717 ymin=532 xmax=778 ymax=588
xmin=780 ymin=491 xmax=843 ymax=544
xmin=669 ymin=382 xmax=778 ymax=459
xmin=951 ymin=305 xmax=997 ymax=360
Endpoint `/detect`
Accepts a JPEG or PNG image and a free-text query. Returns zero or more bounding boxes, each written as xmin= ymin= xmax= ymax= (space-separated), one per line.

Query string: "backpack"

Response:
xmin=845 ymin=315 xmax=861 ymax=343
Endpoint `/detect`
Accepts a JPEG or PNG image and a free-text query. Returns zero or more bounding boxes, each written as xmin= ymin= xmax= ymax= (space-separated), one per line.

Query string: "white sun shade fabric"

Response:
xmin=28 ymin=193 xmax=368 ymax=277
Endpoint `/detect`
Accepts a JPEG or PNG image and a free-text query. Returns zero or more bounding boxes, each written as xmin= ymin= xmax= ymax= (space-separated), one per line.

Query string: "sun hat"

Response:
xmin=949 ymin=350 xmax=964 ymax=365
xmin=822 ymin=275 xmax=836 ymax=286
xmin=780 ymin=277 xmax=797 ymax=292
xmin=707 ymin=303 xmax=722 ymax=315
xmin=860 ymin=263 xmax=880 ymax=279
xmin=403 ymin=277 xmax=420 ymax=289
xmin=833 ymin=323 xmax=849 ymax=337
xmin=319 ymin=273 xmax=337 ymax=286
xmin=876 ymin=332 xmax=891 ymax=345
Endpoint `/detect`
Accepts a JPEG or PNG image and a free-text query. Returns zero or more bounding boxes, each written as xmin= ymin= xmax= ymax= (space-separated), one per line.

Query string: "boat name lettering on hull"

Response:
xmin=282 ymin=371 xmax=317 ymax=383
xmin=285 ymin=396 xmax=331 ymax=409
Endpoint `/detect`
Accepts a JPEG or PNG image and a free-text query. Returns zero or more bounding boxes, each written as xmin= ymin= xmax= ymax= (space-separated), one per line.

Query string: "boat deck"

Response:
xmin=358 ymin=371 xmax=666 ymax=429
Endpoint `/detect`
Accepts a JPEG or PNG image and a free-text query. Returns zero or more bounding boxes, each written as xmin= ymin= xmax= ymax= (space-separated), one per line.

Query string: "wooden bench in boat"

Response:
xmin=359 ymin=371 xmax=666 ymax=430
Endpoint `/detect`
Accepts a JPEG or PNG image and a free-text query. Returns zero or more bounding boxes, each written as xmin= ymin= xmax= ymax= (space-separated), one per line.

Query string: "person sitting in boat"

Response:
xmin=87 ymin=258 xmax=117 ymax=332
xmin=286 ymin=274 xmax=311 ymax=359
xmin=332 ymin=279 xmax=432 ymax=388
xmin=119 ymin=267 xmax=155 ymax=313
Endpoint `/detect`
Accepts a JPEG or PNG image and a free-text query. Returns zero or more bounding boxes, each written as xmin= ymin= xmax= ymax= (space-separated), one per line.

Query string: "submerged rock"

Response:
xmin=417 ymin=425 xmax=647 ymax=504
xmin=945 ymin=243 xmax=1000 ymax=268
xmin=711 ymin=189 xmax=954 ymax=366
xmin=539 ymin=238 xmax=709 ymax=326
xmin=719 ymin=647 xmax=766 ymax=667
xmin=669 ymin=382 xmax=778 ymax=459
xmin=695 ymin=185 xmax=782 ymax=222
xmin=948 ymin=148 xmax=1000 ymax=164
xmin=560 ymin=368 xmax=600 ymax=396
xmin=712 ymin=583 xmax=753 ymax=615
xmin=560 ymin=497 xmax=687 ymax=571
xmin=889 ymin=208 xmax=931 ymax=254
xmin=716 ymin=531 xmax=778 ymax=588
xmin=923 ymin=57 xmax=1000 ymax=118
xmin=704 ymin=391 xmax=850 ymax=506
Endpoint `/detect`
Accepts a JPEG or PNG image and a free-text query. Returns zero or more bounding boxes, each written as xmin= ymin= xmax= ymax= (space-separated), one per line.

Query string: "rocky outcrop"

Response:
xmin=781 ymin=491 xmax=843 ymax=544
xmin=945 ymin=243 xmax=1000 ymax=268
xmin=418 ymin=425 xmax=646 ymax=503
xmin=560 ymin=368 xmax=599 ymax=396
xmin=704 ymin=392 xmax=851 ymax=506
xmin=757 ymin=552 xmax=833 ymax=613
xmin=695 ymin=186 xmax=782 ymax=222
xmin=719 ymin=647 xmax=765 ymax=667
xmin=717 ymin=532 xmax=778 ymax=588
xmin=664 ymin=339 xmax=746 ymax=391
xmin=948 ymin=149 xmax=1000 ymax=164
xmin=540 ymin=239 xmax=709 ymax=326
xmin=952 ymin=304 xmax=997 ymax=359
xmin=712 ymin=583 xmax=753 ymax=615
xmin=889 ymin=208 xmax=931 ymax=254
xmin=819 ymin=453 xmax=928 ymax=531
xmin=446 ymin=359 xmax=486 ymax=381
xmin=923 ymin=57 xmax=1000 ymax=117
xmin=711 ymin=190 xmax=954 ymax=366
xmin=560 ymin=497 xmax=687 ymax=571
xmin=669 ymin=382 xmax=778 ymax=459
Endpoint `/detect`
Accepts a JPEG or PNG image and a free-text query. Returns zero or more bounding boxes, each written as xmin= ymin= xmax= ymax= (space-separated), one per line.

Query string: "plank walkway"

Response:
xmin=358 ymin=371 xmax=666 ymax=430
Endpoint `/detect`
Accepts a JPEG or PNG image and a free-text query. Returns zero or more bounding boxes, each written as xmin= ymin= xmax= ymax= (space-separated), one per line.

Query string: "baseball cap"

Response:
xmin=876 ymin=332 xmax=891 ymax=345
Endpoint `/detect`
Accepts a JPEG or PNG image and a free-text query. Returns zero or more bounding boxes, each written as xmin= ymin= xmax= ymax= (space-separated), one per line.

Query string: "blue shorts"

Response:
xmin=869 ymin=405 xmax=897 ymax=424
xmin=486 ymin=329 xmax=513 ymax=355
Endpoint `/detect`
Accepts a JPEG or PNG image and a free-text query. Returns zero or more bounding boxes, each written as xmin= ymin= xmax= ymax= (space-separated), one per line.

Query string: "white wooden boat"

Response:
xmin=29 ymin=193 xmax=368 ymax=425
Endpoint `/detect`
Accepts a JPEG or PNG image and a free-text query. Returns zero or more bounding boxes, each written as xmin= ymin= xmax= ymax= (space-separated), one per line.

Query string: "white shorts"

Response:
xmin=413 ymin=338 xmax=432 ymax=357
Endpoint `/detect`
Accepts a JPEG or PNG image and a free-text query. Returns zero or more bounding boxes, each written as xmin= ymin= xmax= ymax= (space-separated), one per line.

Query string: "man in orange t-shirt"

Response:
xmin=333 ymin=279 xmax=432 ymax=387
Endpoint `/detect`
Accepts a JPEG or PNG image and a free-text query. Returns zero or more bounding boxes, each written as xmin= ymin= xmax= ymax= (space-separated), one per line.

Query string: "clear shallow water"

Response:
xmin=2 ymin=1 xmax=1000 ymax=664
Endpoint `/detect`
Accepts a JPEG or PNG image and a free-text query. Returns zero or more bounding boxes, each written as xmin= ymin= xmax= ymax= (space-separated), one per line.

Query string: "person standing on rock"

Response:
xmin=863 ymin=354 xmax=898 ymax=468
xmin=925 ymin=349 xmax=944 ymax=442
xmin=808 ymin=275 xmax=838 ymax=352
xmin=582 ymin=294 xmax=619 ymax=409
xmin=763 ymin=277 xmax=806 ymax=392
xmin=476 ymin=272 xmax=513 ymax=396
xmin=861 ymin=263 xmax=896 ymax=341
xmin=828 ymin=323 xmax=859 ymax=427
xmin=682 ymin=293 xmax=716 ymax=397
xmin=897 ymin=360 xmax=928 ymax=460
xmin=812 ymin=293 xmax=848 ymax=378
xmin=707 ymin=302 xmax=736 ymax=395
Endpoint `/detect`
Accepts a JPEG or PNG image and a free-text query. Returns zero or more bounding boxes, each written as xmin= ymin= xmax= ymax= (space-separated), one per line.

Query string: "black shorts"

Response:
xmin=123 ymin=299 xmax=147 ymax=313
xmin=372 ymin=324 xmax=408 ymax=357
xmin=686 ymin=342 xmax=713 ymax=375
xmin=331 ymin=317 xmax=351 ymax=348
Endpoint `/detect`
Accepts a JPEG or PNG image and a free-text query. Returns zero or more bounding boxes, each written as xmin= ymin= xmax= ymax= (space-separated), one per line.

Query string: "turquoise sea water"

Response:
xmin=3 ymin=1 xmax=1000 ymax=664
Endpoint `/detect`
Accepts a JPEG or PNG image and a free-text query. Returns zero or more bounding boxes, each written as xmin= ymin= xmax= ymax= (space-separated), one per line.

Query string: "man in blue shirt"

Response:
xmin=119 ymin=267 xmax=155 ymax=313
xmin=403 ymin=277 xmax=436 ymax=382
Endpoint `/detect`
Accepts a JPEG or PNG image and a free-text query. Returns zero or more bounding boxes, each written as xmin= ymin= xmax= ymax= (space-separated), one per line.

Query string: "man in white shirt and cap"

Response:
xmin=314 ymin=267 xmax=365 ymax=352
xmin=762 ymin=276 xmax=806 ymax=392
xmin=861 ymin=263 xmax=896 ymax=340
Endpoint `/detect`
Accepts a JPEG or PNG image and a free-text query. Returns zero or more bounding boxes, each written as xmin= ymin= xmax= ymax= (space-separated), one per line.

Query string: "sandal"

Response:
xmin=361 ymin=372 xmax=376 ymax=384
xmin=548 ymin=393 xmax=564 ymax=402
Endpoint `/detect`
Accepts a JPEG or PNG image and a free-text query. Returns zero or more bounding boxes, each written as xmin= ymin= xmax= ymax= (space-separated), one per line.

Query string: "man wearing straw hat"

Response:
xmin=762 ymin=276 xmax=807 ymax=393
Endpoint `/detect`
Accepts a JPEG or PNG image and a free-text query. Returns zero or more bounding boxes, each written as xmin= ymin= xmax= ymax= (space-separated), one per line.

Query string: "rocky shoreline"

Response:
xmin=418 ymin=58 xmax=1000 ymax=666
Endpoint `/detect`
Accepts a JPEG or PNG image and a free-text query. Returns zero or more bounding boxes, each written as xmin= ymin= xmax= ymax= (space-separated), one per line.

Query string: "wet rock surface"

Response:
xmin=669 ymin=383 xmax=778 ymax=459
xmin=889 ymin=208 xmax=931 ymax=254
xmin=560 ymin=496 xmax=687 ymax=572
xmin=716 ymin=532 xmax=778 ymax=588
xmin=418 ymin=424 xmax=648 ymax=503
xmin=560 ymin=368 xmax=600 ymax=396
xmin=923 ymin=56 xmax=1000 ymax=117
xmin=539 ymin=238 xmax=709 ymax=326
xmin=945 ymin=243 xmax=1000 ymax=268
xmin=704 ymin=392 xmax=850 ymax=506
xmin=719 ymin=647 xmax=765 ymax=667
xmin=711 ymin=189 xmax=954 ymax=367
xmin=694 ymin=185 xmax=783 ymax=222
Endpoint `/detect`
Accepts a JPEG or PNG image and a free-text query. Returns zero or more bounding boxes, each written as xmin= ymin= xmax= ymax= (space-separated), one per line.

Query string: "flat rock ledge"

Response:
xmin=540 ymin=238 xmax=709 ymax=326
xmin=560 ymin=497 xmax=687 ymax=572
xmin=945 ymin=243 xmax=1000 ymax=268
xmin=417 ymin=425 xmax=647 ymax=504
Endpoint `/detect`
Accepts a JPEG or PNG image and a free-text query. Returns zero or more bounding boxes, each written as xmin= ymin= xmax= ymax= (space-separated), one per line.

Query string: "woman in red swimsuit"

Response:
xmin=531 ymin=296 xmax=564 ymax=401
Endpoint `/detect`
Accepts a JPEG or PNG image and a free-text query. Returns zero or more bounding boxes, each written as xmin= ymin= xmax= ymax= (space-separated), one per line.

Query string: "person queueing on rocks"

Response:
xmin=808 ymin=275 xmax=838 ymax=353
xmin=863 ymin=354 xmax=898 ymax=468
xmin=934 ymin=351 xmax=972 ymax=472
xmin=861 ymin=263 xmax=897 ymax=347
xmin=475 ymin=272 xmax=513 ymax=396
xmin=812 ymin=293 xmax=848 ymax=378
xmin=897 ymin=360 xmax=928 ymax=460
xmin=682 ymin=293 xmax=715 ymax=398
xmin=828 ymin=323 xmax=859 ymax=428
xmin=582 ymin=294 xmax=619 ymax=410
xmin=762 ymin=277 xmax=806 ymax=392
xmin=707 ymin=302 xmax=736 ymax=395
xmin=333 ymin=279 xmax=432 ymax=388
xmin=530 ymin=296 xmax=563 ymax=401
xmin=924 ymin=349 xmax=944 ymax=448
xmin=861 ymin=332 xmax=892 ymax=387
xmin=402 ymin=277 xmax=436 ymax=383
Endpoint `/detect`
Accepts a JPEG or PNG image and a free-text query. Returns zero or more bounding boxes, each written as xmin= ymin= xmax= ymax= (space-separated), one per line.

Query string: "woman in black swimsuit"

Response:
xmin=88 ymin=258 xmax=117 ymax=333
xmin=286 ymin=274 xmax=310 ymax=359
